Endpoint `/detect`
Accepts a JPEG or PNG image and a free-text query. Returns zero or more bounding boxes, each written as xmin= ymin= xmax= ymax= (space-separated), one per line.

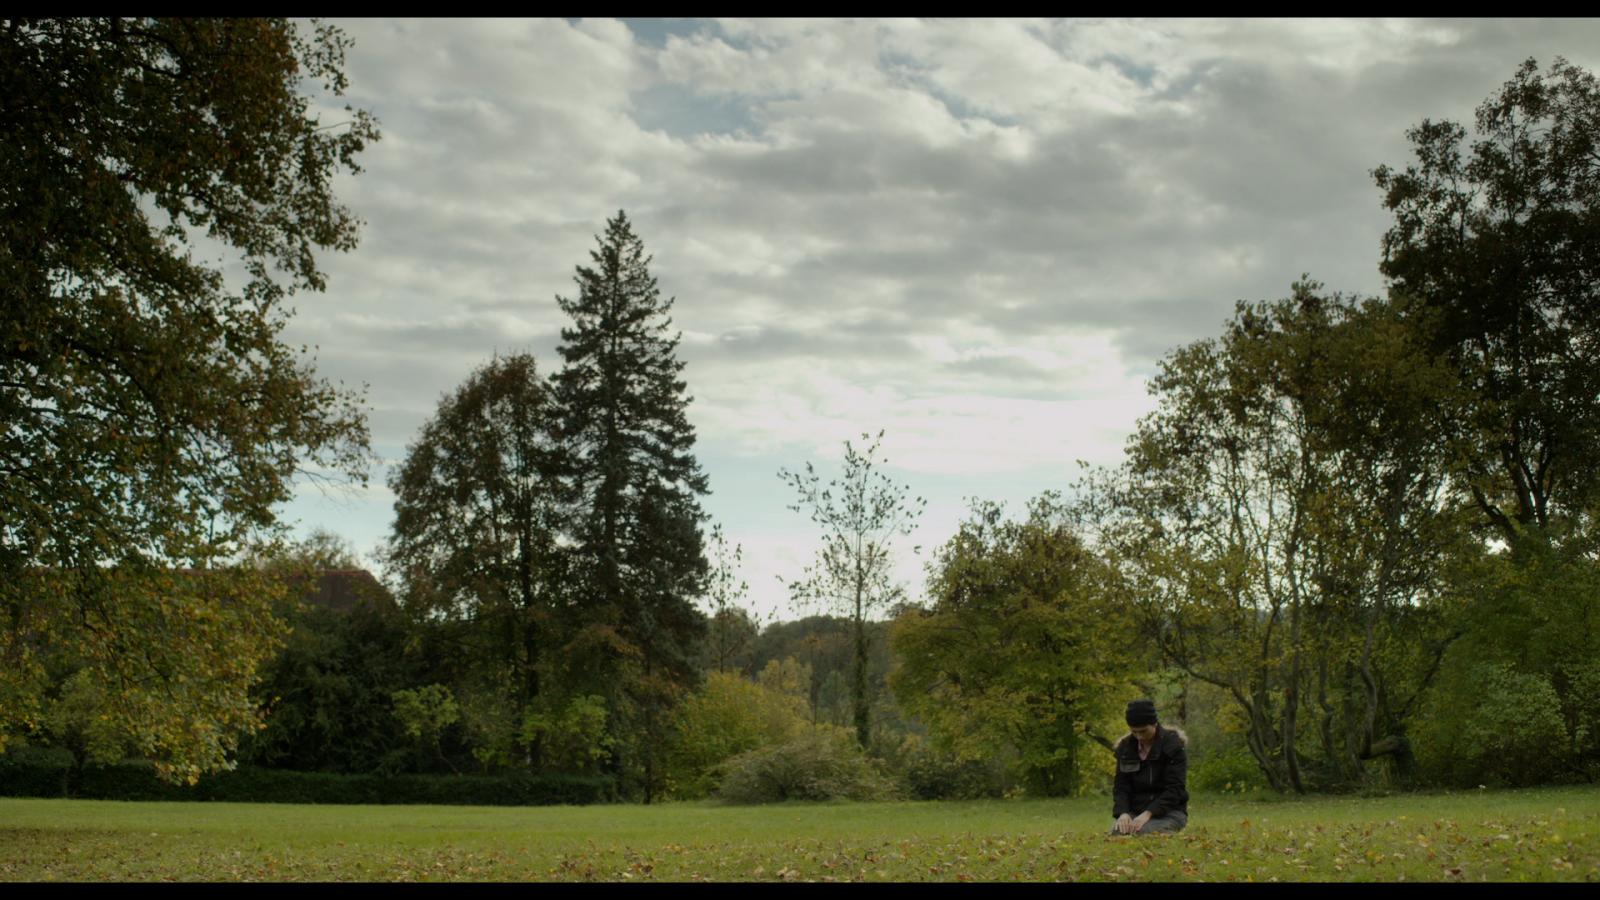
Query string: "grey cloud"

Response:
xmin=943 ymin=354 xmax=1059 ymax=384
xmin=318 ymin=17 xmax=1600 ymax=434
xmin=285 ymin=314 xmax=563 ymax=447
xmin=336 ymin=317 xmax=557 ymax=357
xmin=672 ymin=98 xmax=1343 ymax=364
xmin=366 ymin=407 xmax=437 ymax=452
xmin=693 ymin=118 xmax=1139 ymax=220
xmin=684 ymin=318 xmax=920 ymax=367
xmin=698 ymin=134 xmax=881 ymax=196
xmin=621 ymin=18 xmax=709 ymax=49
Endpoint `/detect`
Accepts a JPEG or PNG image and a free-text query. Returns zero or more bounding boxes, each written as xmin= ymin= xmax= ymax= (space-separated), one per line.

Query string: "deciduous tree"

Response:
xmin=1 ymin=18 xmax=378 ymax=780
xmin=890 ymin=495 xmax=1136 ymax=796
xmin=1100 ymin=285 xmax=1462 ymax=792
xmin=237 ymin=530 xmax=415 ymax=776
xmin=665 ymin=670 xmax=807 ymax=799
xmin=700 ymin=523 xmax=759 ymax=676
xmin=386 ymin=353 xmax=568 ymax=768
xmin=1374 ymin=57 xmax=1600 ymax=542
xmin=780 ymin=431 xmax=924 ymax=749
xmin=1372 ymin=57 xmax=1600 ymax=786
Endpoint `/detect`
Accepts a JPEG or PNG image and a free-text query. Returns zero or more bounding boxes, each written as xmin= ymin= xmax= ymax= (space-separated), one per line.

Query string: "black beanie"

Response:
xmin=1126 ymin=699 xmax=1158 ymax=726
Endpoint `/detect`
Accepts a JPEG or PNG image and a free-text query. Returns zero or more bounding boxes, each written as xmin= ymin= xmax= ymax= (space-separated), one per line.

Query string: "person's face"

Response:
xmin=1130 ymin=723 xmax=1157 ymax=742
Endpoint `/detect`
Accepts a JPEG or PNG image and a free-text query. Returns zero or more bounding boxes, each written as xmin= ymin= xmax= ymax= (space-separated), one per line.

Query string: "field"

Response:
xmin=3 ymin=786 xmax=1598 ymax=881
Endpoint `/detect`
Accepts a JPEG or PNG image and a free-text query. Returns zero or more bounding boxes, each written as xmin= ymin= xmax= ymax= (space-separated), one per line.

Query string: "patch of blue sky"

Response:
xmin=1098 ymin=53 xmax=1159 ymax=89
xmin=277 ymin=482 xmax=394 ymax=566
xmin=617 ymin=17 xmax=708 ymax=49
xmin=631 ymin=83 xmax=763 ymax=141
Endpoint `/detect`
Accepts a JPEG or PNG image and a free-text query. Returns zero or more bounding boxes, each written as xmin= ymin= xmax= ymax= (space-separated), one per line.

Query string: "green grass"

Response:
xmin=2 ymin=786 xmax=1598 ymax=881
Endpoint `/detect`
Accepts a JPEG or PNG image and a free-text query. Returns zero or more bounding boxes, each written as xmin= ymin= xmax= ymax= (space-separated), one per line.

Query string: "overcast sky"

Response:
xmin=273 ymin=17 xmax=1600 ymax=621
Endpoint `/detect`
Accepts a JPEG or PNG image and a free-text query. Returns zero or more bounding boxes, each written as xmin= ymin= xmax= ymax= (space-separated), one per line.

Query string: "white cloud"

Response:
xmin=883 ymin=18 xmax=1146 ymax=122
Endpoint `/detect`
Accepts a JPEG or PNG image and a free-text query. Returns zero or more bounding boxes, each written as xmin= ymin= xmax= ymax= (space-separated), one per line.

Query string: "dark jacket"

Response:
xmin=1111 ymin=726 xmax=1188 ymax=819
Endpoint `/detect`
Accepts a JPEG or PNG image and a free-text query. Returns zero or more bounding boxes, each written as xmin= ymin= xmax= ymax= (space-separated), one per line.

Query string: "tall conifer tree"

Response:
xmin=552 ymin=211 xmax=709 ymax=800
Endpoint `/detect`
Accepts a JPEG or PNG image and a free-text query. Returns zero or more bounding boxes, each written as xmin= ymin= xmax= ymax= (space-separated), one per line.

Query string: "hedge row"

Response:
xmin=0 ymin=754 xmax=616 ymax=806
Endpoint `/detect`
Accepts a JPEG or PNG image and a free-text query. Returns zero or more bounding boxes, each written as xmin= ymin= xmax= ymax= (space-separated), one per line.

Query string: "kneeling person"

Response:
xmin=1111 ymin=699 xmax=1188 ymax=836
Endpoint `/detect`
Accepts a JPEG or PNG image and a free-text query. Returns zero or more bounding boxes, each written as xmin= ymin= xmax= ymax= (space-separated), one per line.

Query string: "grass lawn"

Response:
xmin=2 ymin=785 xmax=1598 ymax=881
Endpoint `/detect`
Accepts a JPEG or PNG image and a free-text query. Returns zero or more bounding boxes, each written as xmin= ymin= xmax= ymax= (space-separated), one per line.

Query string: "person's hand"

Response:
xmin=1116 ymin=813 xmax=1134 ymax=834
xmin=1132 ymin=811 xmax=1153 ymax=833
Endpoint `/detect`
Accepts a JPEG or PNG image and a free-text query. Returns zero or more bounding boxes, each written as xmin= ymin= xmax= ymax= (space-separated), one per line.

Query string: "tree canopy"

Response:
xmin=386 ymin=352 xmax=574 ymax=770
xmin=1374 ymin=56 xmax=1600 ymax=542
xmin=1094 ymin=284 xmax=1466 ymax=791
xmin=0 ymin=18 xmax=378 ymax=779
xmin=891 ymin=494 xmax=1135 ymax=796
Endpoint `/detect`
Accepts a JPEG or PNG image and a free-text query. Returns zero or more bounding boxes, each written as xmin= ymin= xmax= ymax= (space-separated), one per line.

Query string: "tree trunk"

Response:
xmin=853 ymin=558 xmax=869 ymax=749
xmin=642 ymin=656 xmax=655 ymax=805
xmin=853 ymin=611 xmax=869 ymax=750
xmin=1283 ymin=600 xmax=1306 ymax=793
xmin=66 ymin=743 xmax=86 ymax=798
xmin=1236 ymin=688 xmax=1286 ymax=793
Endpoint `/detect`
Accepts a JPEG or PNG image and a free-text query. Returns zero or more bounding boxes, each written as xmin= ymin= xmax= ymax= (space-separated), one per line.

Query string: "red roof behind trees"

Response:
xmin=281 ymin=569 xmax=398 ymax=616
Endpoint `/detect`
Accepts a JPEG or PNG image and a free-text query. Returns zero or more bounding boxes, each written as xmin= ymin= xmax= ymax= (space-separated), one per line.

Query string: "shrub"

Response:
xmin=716 ymin=727 xmax=897 ymax=804
xmin=666 ymin=671 xmax=807 ymax=799
xmin=1558 ymin=660 xmax=1600 ymax=782
xmin=520 ymin=694 xmax=613 ymax=774
xmin=1461 ymin=665 xmax=1567 ymax=787
xmin=1415 ymin=663 xmax=1568 ymax=787
xmin=0 ymin=745 xmax=74 ymax=797
xmin=0 ymin=754 xmax=616 ymax=806
xmin=1189 ymin=746 xmax=1263 ymax=795
xmin=890 ymin=734 xmax=1011 ymax=800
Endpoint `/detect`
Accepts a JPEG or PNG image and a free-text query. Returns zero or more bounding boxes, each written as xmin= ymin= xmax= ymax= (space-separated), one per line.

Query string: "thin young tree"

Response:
xmin=780 ymin=430 xmax=924 ymax=749
xmin=702 ymin=523 xmax=760 ymax=675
